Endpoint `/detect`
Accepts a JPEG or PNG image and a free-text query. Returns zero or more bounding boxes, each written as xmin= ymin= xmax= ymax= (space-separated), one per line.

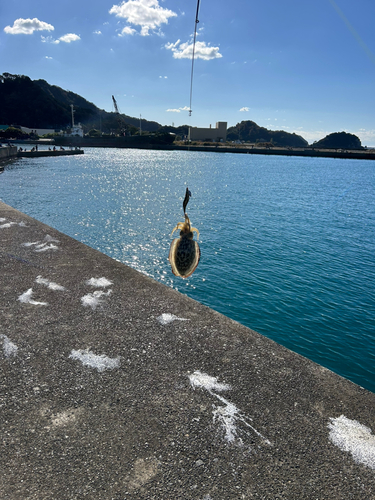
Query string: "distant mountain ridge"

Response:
xmin=0 ymin=73 xmax=363 ymax=149
xmin=0 ymin=73 xmax=161 ymax=133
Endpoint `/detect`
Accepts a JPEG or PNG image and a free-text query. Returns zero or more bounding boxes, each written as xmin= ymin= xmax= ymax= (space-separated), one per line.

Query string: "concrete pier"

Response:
xmin=17 ymin=149 xmax=84 ymax=158
xmin=1 ymin=201 xmax=374 ymax=499
xmin=0 ymin=145 xmax=17 ymax=160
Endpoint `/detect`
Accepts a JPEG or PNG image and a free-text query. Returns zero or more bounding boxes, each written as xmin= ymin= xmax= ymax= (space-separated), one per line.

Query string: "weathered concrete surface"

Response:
xmin=1 ymin=200 xmax=375 ymax=500
xmin=0 ymin=146 xmax=17 ymax=160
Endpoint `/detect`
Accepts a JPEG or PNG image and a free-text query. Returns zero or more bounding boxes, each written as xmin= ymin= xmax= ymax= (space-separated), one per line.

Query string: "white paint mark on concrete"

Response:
xmin=189 ymin=371 xmax=231 ymax=392
xmin=22 ymin=235 xmax=60 ymax=252
xmin=157 ymin=313 xmax=189 ymax=325
xmin=18 ymin=288 xmax=48 ymax=306
xmin=328 ymin=415 xmax=375 ymax=470
xmin=36 ymin=276 xmax=66 ymax=291
xmin=0 ymin=335 xmax=18 ymax=357
xmin=44 ymin=234 xmax=60 ymax=243
xmin=189 ymin=370 xmax=271 ymax=447
xmin=22 ymin=241 xmax=40 ymax=247
xmin=69 ymin=349 xmax=120 ymax=372
xmin=0 ymin=218 xmax=26 ymax=228
xmin=86 ymin=277 xmax=113 ymax=287
xmin=0 ymin=222 xmax=17 ymax=229
xmin=81 ymin=290 xmax=112 ymax=310
xmin=213 ymin=401 xmax=240 ymax=444
xmin=34 ymin=242 xmax=59 ymax=252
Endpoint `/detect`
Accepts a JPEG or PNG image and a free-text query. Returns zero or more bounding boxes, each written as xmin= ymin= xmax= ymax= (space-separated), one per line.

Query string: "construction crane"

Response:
xmin=112 ymin=95 xmax=127 ymax=136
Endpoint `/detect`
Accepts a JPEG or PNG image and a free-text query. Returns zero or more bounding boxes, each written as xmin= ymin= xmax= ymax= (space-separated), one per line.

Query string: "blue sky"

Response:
xmin=1 ymin=0 xmax=375 ymax=144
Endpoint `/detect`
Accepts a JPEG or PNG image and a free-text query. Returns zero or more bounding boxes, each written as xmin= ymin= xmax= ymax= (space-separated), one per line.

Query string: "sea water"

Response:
xmin=1 ymin=148 xmax=374 ymax=392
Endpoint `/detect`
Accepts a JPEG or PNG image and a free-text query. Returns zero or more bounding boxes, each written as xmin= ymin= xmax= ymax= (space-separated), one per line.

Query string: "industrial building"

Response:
xmin=189 ymin=122 xmax=227 ymax=142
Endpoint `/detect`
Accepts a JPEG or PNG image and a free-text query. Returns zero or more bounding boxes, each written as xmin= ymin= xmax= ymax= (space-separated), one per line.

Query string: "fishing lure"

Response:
xmin=169 ymin=188 xmax=200 ymax=278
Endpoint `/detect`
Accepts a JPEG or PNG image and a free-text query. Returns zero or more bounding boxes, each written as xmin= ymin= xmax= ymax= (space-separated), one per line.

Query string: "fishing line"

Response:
xmin=189 ymin=0 xmax=201 ymax=118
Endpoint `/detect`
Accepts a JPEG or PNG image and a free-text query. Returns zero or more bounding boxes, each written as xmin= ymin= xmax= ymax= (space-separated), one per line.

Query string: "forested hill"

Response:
xmin=227 ymin=120 xmax=308 ymax=147
xmin=313 ymin=132 xmax=362 ymax=150
xmin=0 ymin=73 xmax=161 ymax=133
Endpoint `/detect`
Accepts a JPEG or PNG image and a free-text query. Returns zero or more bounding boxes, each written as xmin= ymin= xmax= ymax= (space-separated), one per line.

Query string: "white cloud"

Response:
xmin=239 ymin=107 xmax=250 ymax=112
xmin=59 ymin=33 xmax=80 ymax=43
xmin=354 ymin=129 xmax=375 ymax=145
xmin=41 ymin=33 xmax=80 ymax=44
xmin=120 ymin=26 xmax=136 ymax=36
xmin=166 ymin=106 xmax=190 ymax=113
xmin=94 ymin=30 xmax=102 ymax=35
xmin=41 ymin=35 xmax=59 ymax=44
xmin=109 ymin=0 xmax=177 ymax=36
xmin=4 ymin=18 xmax=54 ymax=35
xmin=159 ymin=75 xmax=167 ymax=79
xmin=165 ymin=39 xmax=222 ymax=60
xmin=45 ymin=56 xmax=53 ymax=60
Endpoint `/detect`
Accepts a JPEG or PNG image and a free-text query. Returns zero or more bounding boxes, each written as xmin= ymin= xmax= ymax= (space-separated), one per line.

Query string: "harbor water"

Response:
xmin=1 ymin=148 xmax=374 ymax=393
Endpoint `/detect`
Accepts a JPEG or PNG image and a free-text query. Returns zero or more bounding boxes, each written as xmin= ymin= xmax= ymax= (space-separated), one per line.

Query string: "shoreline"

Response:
xmin=53 ymin=138 xmax=375 ymax=160
xmin=170 ymin=143 xmax=375 ymax=160
xmin=6 ymin=139 xmax=375 ymax=160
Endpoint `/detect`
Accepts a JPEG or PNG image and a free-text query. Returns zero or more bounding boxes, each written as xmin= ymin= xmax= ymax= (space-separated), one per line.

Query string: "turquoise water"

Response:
xmin=1 ymin=148 xmax=375 ymax=392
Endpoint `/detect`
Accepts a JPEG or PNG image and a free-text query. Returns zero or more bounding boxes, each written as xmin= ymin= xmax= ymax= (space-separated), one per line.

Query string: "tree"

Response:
xmin=0 ymin=126 xmax=27 ymax=139
xmin=88 ymin=129 xmax=101 ymax=137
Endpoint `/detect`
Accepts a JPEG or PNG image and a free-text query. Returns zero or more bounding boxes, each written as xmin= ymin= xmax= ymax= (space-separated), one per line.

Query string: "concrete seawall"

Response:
xmin=0 ymin=145 xmax=17 ymax=160
xmin=171 ymin=144 xmax=375 ymax=160
xmin=1 ymin=201 xmax=374 ymax=499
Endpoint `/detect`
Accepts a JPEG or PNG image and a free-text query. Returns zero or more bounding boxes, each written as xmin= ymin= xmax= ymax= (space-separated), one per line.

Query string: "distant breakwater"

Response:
xmin=53 ymin=136 xmax=375 ymax=160
xmin=10 ymin=136 xmax=375 ymax=161
xmin=17 ymin=149 xmax=84 ymax=158
xmin=171 ymin=144 xmax=375 ymax=160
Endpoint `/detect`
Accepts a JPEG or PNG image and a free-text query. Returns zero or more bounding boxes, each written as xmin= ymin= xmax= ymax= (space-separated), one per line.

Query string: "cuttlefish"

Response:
xmin=169 ymin=188 xmax=200 ymax=278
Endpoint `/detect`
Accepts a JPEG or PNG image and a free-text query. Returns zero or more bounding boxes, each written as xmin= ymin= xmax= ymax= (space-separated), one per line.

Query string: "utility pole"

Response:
xmin=70 ymin=104 xmax=75 ymax=128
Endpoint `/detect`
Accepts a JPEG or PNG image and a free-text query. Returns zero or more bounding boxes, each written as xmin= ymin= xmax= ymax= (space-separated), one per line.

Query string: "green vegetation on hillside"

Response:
xmin=312 ymin=132 xmax=362 ymax=150
xmin=0 ymin=126 xmax=32 ymax=140
xmin=0 ymin=73 xmax=161 ymax=134
xmin=227 ymin=121 xmax=308 ymax=147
